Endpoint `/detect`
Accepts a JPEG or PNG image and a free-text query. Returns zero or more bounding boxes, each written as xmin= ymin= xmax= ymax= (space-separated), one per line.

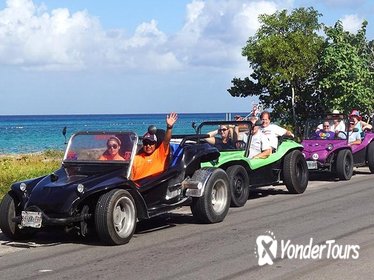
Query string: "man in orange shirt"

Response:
xmin=131 ymin=112 xmax=178 ymax=181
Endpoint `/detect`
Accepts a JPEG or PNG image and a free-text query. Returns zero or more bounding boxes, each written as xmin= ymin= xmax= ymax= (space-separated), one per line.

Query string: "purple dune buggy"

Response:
xmin=301 ymin=113 xmax=374 ymax=180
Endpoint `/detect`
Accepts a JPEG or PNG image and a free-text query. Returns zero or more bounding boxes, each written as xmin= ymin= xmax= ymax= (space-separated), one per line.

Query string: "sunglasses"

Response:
xmin=323 ymin=125 xmax=330 ymax=127
xmin=107 ymin=144 xmax=118 ymax=149
xmin=143 ymin=141 xmax=156 ymax=146
xmin=218 ymin=128 xmax=228 ymax=133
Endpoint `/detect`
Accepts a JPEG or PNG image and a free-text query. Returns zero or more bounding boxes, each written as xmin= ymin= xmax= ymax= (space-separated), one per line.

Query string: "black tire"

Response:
xmin=226 ymin=165 xmax=249 ymax=207
xmin=95 ymin=189 xmax=137 ymax=245
xmin=335 ymin=149 xmax=353 ymax=180
xmin=0 ymin=193 xmax=35 ymax=240
xmin=282 ymin=150 xmax=309 ymax=194
xmin=190 ymin=168 xmax=230 ymax=223
xmin=367 ymin=142 xmax=374 ymax=173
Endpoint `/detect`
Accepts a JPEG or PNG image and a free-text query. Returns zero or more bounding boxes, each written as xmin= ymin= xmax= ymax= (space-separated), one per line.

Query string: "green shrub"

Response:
xmin=0 ymin=150 xmax=63 ymax=200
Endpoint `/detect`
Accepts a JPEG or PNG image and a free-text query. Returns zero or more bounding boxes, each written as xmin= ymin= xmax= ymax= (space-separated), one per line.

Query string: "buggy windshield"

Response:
xmin=304 ymin=114 xmax=348 ymax=140
xmin=64 ymin=132 xmax=138 ymax=162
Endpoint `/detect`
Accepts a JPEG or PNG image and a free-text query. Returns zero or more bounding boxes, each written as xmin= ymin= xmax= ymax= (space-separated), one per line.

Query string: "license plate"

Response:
xmin=21 ymin=211 xmax=42 ymax=228
xmin=307 ymin=161 xmax=318 ymax=170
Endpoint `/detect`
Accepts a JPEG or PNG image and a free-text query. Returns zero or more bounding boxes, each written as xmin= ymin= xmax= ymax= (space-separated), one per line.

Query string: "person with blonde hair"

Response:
xmin=205 ymin=124 xmax=236 ymax=150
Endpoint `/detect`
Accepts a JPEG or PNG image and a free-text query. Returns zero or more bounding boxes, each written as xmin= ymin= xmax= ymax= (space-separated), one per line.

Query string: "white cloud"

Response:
xmin=0 ymin=0 xmax=103 ymax=70
xmin=340 ymin=14 xmax=364 ymax=34
xmin=0 ymin=0 xmax=285 ymax=73
xmin=233 ymin=1 xmax=278 ymax=38
xmin=123 ymin=20 xmax=167 ymax=49
xmin=172 ymin=0 xmax=280 ymax=74
xmin=321 ymin=0 xmax=365 ymax=8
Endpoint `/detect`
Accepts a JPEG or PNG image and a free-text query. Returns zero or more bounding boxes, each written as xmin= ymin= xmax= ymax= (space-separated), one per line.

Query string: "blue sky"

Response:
xmin=1 ymin=0 xmax=373 ymax=115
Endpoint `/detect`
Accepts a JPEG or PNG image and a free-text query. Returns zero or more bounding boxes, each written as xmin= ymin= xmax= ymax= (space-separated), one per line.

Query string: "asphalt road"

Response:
xmin=1 ymin=168 xmax=373 ymax=280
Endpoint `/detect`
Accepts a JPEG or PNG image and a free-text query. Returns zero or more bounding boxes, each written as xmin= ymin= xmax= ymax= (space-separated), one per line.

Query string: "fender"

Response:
xmin=73 ymin=179 xmax=149 ymax=219
xmin=10 ymin=175 xmax=46 ymax=206
xmin=185 ymin=167 xmax=219 ymax=197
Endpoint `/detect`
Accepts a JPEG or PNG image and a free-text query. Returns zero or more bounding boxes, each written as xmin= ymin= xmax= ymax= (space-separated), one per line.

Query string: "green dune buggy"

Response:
xmin=194 ymin=120 xmax=309 ymax=207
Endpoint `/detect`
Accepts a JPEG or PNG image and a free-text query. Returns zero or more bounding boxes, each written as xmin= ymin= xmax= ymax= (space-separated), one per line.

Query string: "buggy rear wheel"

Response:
xmin=95 ymin=189 xmax=137 ymax=245
xmin=282 ymin=150 xmax=309 ymax=194
xmin=190 ymin=168 xmax=230 ymax=223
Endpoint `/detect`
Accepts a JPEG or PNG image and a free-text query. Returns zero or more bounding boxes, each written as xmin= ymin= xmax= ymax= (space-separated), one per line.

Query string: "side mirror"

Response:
xmin=62 ymin=126 xmax=67 ymax=144
xmin=192 ymin=122 xmax=197 ymax=133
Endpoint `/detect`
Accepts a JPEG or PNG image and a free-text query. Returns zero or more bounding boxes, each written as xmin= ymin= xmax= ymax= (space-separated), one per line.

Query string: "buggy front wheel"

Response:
xmin=0 ymin=193 xmax=35 ymax=240
xmin=95 ymin=189 xmax=137 ymax=245
xmin=367 ymin=142 xmax=374 ymax=173
xmin=335 ymin=149 xmax=353 ymax=180
xmin=226 ymin=165 xmax=249 ymax=207
xmin=282 ymin=150 xmax=309 ymax=194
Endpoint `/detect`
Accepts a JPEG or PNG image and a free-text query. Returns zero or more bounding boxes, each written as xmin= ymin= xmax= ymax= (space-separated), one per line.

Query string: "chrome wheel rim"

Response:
xmin=211 ymin=179 xmax=227 ymax=214
xmin=113 ymin=196 xmax=136 ymax=238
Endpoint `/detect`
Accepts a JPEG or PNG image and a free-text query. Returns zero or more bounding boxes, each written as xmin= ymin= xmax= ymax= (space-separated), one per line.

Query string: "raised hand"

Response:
xmin=166 ymin=112 xmax=178 ymax=128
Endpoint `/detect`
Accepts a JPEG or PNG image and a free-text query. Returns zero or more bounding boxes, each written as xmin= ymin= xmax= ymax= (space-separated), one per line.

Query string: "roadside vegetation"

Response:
xmin=228 ymin=7 xmax=374 ymax=134
xmin=0 ymin=150 xmax=64 ymax=200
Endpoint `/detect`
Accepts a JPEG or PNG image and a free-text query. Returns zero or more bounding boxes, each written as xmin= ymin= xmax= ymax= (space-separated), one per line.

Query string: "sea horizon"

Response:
xmin=0 ymin=111 xmax=248 ymax=117
xmin=0 ymin=112 xmax=248 ymax=155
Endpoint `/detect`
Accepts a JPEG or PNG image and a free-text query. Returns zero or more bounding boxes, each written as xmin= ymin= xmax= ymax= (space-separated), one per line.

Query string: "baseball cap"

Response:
xmin=142 ymin=132 xmax=157 ymax=143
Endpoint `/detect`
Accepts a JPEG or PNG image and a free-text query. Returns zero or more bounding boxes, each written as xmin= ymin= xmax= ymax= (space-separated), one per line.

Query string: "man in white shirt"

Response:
xmin=337 ymin=119 xmax=362 ymax=145
xmin=260 ymin=111 xmax=294 ymax=150
xmin=348 ymin=120 xmax=361 ymax=145
xmin=331 ymin=116 xmax=345 ymax=133
xmin=248 ymin=118 xmax=272 ymax=159
xmin=317 ymin=113 xmax=345 ymax=133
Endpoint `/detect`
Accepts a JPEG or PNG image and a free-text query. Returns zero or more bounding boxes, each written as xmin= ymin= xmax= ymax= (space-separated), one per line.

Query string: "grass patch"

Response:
xmin=0 ymin=150 xmax=64 ymax=200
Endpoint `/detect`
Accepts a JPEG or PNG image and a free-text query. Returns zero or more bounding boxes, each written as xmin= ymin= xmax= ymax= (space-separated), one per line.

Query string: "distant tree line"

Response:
xmin=228 ymin=7 xmax=374 ymax=134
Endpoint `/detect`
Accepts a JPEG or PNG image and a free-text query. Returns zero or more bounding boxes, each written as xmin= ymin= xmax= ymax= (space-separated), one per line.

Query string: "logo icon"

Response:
xmin=255 ymin=231 xmax=277 ymax=266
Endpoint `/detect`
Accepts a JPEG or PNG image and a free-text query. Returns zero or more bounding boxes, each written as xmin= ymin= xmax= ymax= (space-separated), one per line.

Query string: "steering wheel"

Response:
xmin=234 ymin=140 xmax=246 ymax=149
xmin=335 ymin=131 xmax=347 ymax=140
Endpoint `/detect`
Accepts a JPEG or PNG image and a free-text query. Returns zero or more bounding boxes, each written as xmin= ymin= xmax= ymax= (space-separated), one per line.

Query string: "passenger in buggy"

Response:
xmin=205 ymin=124 xmax=236 ymax=150
xmin=314 ymin=121 xmax=335 ymax=140
xmin=131 ymin=112 xmax=178 ymax=181
xmin=99 ymin=136 xmax=125 ymax=161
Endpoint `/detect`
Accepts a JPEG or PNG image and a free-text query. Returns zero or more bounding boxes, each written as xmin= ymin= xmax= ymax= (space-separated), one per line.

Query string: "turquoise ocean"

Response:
xmin=0 ymin=113 xmax=243 ymax=154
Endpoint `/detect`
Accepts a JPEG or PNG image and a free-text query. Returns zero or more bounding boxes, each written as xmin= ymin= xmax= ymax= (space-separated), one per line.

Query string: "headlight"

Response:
xmin=77 ymin=184 xmax=85 ymax=194
xmin=312 ymin=153 xmax=319 ymax=160
xmin=326 ymin=144 xmax=334 ymax=151
xmin=20 ymin=183 xmax=27 ymax=192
